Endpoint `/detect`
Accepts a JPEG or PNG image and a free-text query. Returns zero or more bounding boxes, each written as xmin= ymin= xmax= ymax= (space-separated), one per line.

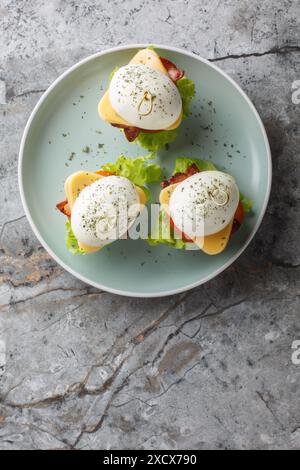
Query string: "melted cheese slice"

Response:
xmin=130 ymin=49 xmax=169 ymax=74
xmin=160 ymin=183 xmax=233 ymax=255
xmin=64 ymin=172 xmax=104 ymax=210
xmin=98 ymin=48 xmax=183 ymax=131
xmin=65 ymin=171 xmax=146 ymax=253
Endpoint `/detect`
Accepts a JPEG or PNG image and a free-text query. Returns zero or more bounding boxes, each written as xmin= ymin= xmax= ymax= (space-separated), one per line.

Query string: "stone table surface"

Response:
xmin=0 ymin=0 xmax=299 ymax=450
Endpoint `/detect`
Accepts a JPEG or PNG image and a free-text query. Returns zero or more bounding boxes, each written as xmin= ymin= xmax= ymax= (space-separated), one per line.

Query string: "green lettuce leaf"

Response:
xmin=66 ymin=220 xmax=85 ymax=255
xmin=137 ymin=130 xmax=178 ymax=152
xmin=176 ymin=77 xmax=196 ymax=118
xmin=109 ymin=66 xmax=119 ymax=83
xmin=173 ymin=157 xmax=216 ymax=174
xmin=240 ymin=193 xmax=253 ymax=213
xmin=147 ymin=211 xmax=186 ymax=250
xmin=136 ymin=76 xmax=196 ymax=151
xmin=101 ymin=154 xmax=161 ymax=188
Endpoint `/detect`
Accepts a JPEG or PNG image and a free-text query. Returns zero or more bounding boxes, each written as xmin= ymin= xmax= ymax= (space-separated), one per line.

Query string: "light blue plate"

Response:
xmin=18 ymin=45 xmax=271 ymax=297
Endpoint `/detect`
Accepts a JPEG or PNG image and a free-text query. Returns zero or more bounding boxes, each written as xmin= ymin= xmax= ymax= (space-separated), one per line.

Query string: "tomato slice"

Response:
xmin=95 ymin=170 xmax=114 ymax=177
xmin=231 ymin=201 xmax=244 ymax=234
xmin=167 ymin=213 xmax=194 ymax=242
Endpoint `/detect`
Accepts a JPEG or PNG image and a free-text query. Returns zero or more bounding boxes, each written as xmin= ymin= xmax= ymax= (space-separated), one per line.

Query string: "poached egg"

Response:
xmin=71 ymin=176 xmax=141 ymax=248
xmin=109 ymin=64 xmax=182 ymax=130
xmin=169 ymin=171 xmax=240 ymax=238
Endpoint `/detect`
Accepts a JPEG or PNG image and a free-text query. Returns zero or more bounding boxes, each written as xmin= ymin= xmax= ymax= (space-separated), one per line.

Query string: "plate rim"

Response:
xmin=18 ymin=43 xmax=272 ymax=298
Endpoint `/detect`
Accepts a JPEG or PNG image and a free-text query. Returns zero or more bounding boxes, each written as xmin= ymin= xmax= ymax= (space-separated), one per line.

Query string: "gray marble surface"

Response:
xmin=0 ymin=0 xmax=300 ymax=450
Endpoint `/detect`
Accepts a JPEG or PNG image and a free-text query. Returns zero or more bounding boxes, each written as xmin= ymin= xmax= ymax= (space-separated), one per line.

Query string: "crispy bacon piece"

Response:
xmin=159 ymin=56 xmax=185 ymax=82
xmin=124 ymin=126 xmax=141 ymax=142
xmin=111 ymin=123 xmax=140 ymax=142
xmin=161 ymin=173 xmax=186 ymax=188
xmin=56 ymin=199 xmax=71 ymax=218
xmin=111 ymin=123 xmax=164 ymax=142
xmin=184 ymin=163 xmax=199 ymax=178
xmin=161 ymin=163 xmax=199 ymax=188
xmin=56 ymin=199 xmax=67 ymax=213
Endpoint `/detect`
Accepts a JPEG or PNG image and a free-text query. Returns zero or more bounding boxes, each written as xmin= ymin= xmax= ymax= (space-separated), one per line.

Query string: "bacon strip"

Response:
xmin=161 ymin=163 xmax=199 ymax=188
xmin=159 ymin=57 xmax=185 ymax=82
xmin=124 ymin=126 xmax=141 ymax=142
xmin=56 ymin=199 xmax=71 ymax=218
xmin=111 ymin=123 xmax=164 ymax=142
xmin=111 ymin=124 xmax=139 ymax=142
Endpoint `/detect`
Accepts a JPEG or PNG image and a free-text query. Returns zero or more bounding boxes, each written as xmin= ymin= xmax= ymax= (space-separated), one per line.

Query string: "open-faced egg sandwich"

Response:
xmin=56 ymin=155 xmax=160 ymax=254
xmin=149 ymin=157 xmax=252 ymax=254
xmin=98 ymin=47 xmax=195 ymax=151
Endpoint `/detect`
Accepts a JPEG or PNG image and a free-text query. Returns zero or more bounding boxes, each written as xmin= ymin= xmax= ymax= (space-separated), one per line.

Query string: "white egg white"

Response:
xmin=71 ymin=176 xmax=140 ymax=247
xmin=109 ymin=64 xmax=182 ymax=130
xmin=169 ymin=171 xmax=240 ymax=238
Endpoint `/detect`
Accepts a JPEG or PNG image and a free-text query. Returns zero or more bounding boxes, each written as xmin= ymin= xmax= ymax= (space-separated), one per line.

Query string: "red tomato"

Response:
xmin=231 ymin=201 xmax=244 ymax=234
xmin=95 ymin=170 xmax=114 ymax=177
xmin=167 ymin=214 xmax=194 ymax=242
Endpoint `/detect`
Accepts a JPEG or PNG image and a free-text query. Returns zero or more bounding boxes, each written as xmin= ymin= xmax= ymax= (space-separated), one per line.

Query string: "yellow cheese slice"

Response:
xmin=159 ymin=182 xmax=178 ymax=207
xmin=65 ymin=171 xmax=146 ymax=253
xmin=64 ymin=171 xmax=104 ymax=210
xmin=159 ymin=183 xmax=233 ymax=255
xmin=135 ymin=186 xmax=147 ymax=205
xmin=64 ymin=172 xmax=104 ymax=252
xmin=75 ymin=240 xmax=102 ymax=253
xmin=98 ymin=48 xmax=183 ymax=131
xmin=98 ymin=91 xmax=131 ymax=127
xmin=129 ymin=48 xmax=169 ymax=75
xmin=193 ymin=220 xmax=233 ymax=255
